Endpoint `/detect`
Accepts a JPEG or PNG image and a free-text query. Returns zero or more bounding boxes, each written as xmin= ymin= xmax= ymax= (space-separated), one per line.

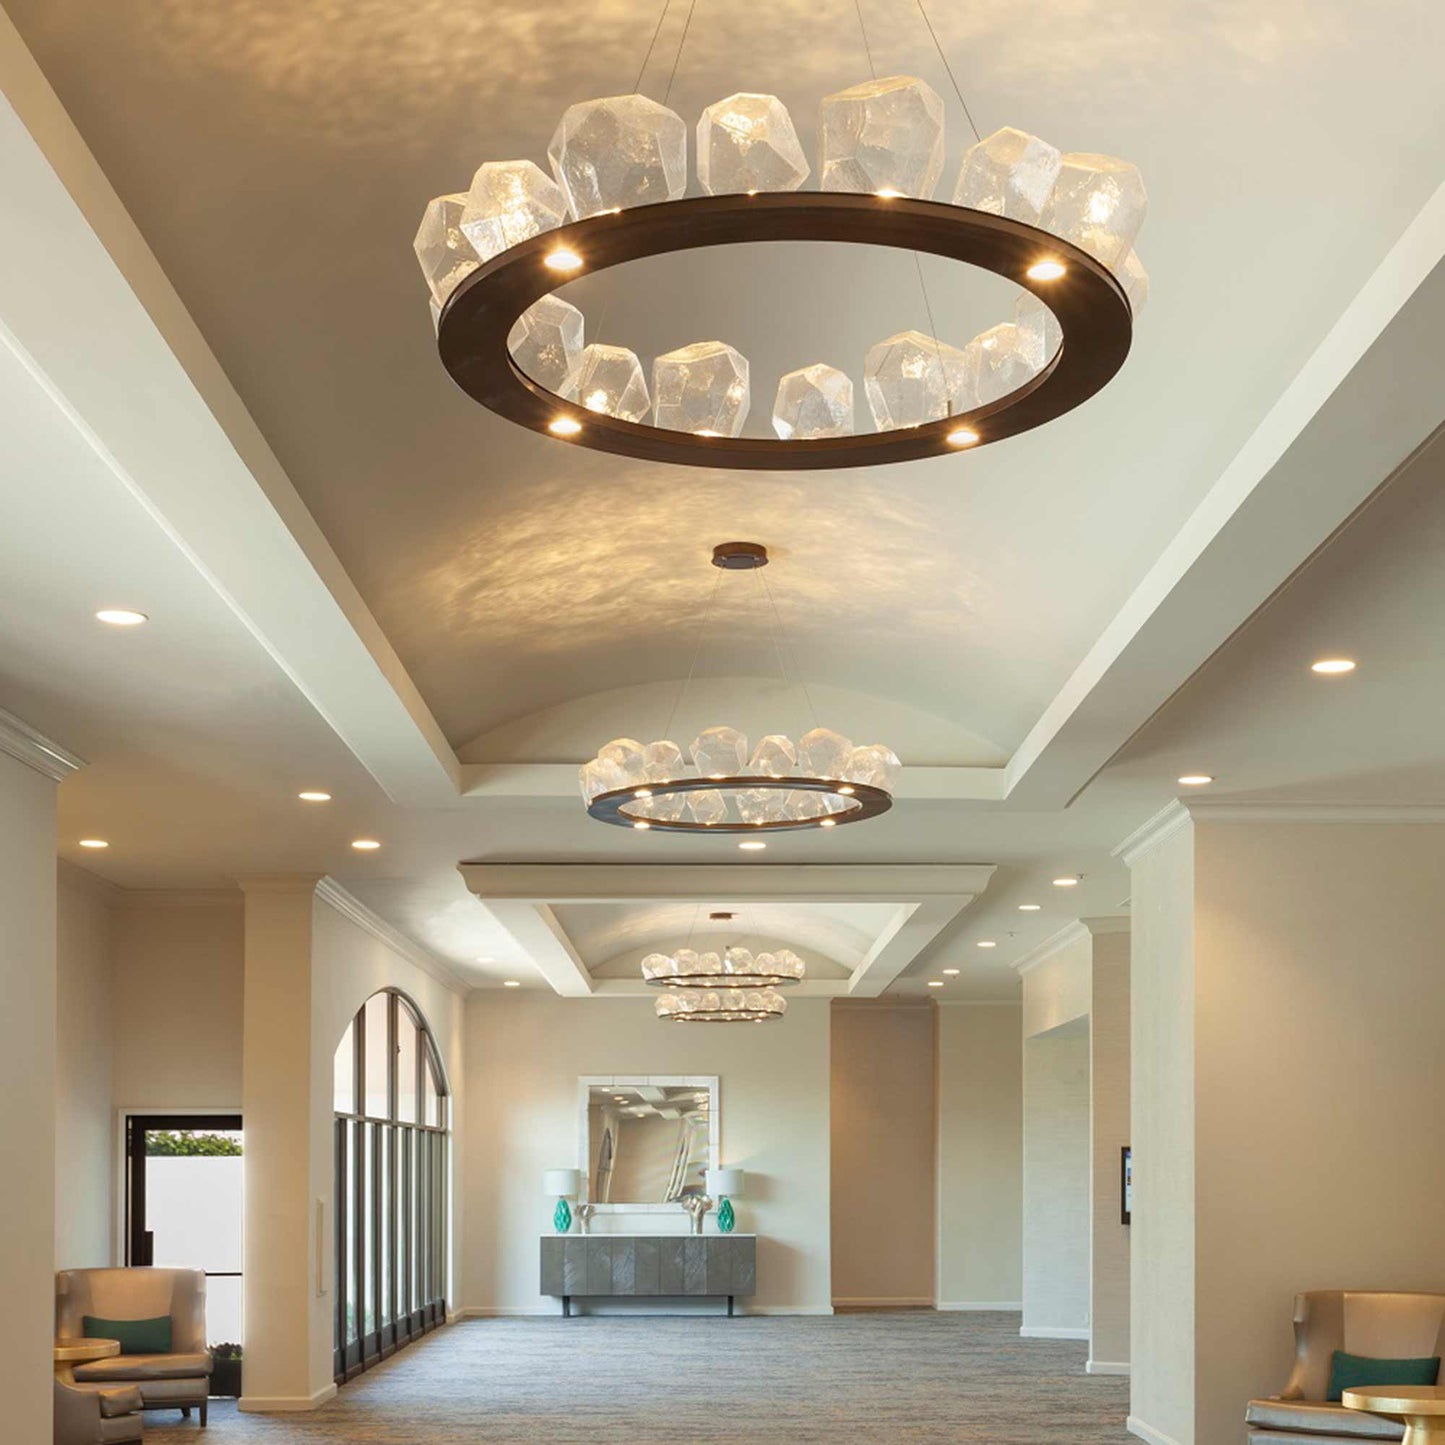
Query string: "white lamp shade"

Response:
xmin=706 ymin=1167 xmax=744 ymax=1197
xmin=542 ymin=1168 xmax=581 ymax=1198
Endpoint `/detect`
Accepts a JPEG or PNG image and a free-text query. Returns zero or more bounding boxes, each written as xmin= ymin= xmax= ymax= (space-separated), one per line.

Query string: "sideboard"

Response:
xmin=540 ymin=1234 xmax=756 ymax=1316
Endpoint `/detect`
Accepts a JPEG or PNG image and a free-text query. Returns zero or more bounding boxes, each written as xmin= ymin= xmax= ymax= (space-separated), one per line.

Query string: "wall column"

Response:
xmin=238 ymin=876 xmax=332 ymax=1412
xmin=0 ymin=712 xmax=81 ymax=1440
xmin=1122 ymin=804 xmax=1445 ymax=1445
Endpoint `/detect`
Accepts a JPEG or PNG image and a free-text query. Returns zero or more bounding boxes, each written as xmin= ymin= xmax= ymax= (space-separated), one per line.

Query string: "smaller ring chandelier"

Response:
xmin=415 ymin=64 xmax=1147 ymax=471
xmin=578 ymin=542 xmax=900 ymax=835
xmin=648 ymin=911 xmax=804 ymax=1023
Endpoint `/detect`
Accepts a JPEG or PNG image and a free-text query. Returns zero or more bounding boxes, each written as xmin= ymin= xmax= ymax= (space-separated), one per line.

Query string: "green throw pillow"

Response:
xmin=1327 ymin=1350 xmax=1440 ymax=1402
xmin=82 ymin=1314 xmax=173 ymax=1355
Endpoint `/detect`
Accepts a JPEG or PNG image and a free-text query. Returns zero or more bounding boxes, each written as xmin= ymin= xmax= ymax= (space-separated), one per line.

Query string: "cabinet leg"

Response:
xmin=562 ymin=1295 xmax=571 ymax=1318
xmin=727 ymin=1295 xmax=734 ymax=1317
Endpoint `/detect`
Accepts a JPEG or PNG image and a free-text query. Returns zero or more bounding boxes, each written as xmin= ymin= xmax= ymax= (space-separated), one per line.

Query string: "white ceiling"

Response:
xmin=1 ymin=2 xmax=1444 ymax=1001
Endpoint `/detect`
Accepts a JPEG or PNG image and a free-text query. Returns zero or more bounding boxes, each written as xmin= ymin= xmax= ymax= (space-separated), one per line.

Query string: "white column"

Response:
xmin=0 ymin=712 xmax=81 ymax=1440
xmin=238 ymin=877 xmax=330 ymax=1412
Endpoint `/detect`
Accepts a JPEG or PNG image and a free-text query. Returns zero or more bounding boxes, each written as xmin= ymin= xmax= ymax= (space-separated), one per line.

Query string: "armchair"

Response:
xmin=1246 ymin=1291 xmax=1445 ymax=1443
xmin=54 ymin=1378 xmax=144 ymax=1445
xmin=56 ymin=1268 xmax=213 ymax=1426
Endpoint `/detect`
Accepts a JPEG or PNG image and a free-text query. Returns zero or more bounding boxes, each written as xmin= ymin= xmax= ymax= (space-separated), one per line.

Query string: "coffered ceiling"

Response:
xmin=1 ymin=1 xmax=1443 ymax=998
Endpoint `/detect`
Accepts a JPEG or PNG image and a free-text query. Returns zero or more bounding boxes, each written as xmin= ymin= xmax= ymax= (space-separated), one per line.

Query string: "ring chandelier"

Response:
xmin=648 ymin=911 xmax=804 ymax=1023
xmin=416 ymin=76 xmax=1147 ymax=471
xmin=578 ymin=542 xmax=899 ymax=835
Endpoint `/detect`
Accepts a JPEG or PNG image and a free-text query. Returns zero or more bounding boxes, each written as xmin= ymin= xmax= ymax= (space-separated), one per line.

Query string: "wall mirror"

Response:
xmin=578 ymin=1076 xmax=719 ymax=1211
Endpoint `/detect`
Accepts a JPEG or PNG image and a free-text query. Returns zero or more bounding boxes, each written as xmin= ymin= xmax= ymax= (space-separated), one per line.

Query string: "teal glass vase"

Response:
xmin=553 ymin=1197 xmax=572 ymax=1233
xmin=717 ymin=1196 xmax=735 ymax=1234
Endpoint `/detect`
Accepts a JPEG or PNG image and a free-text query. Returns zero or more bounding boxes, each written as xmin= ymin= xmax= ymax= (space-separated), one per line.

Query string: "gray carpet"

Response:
xmin=146 ymin=1312 xmax=1131 ymax=1443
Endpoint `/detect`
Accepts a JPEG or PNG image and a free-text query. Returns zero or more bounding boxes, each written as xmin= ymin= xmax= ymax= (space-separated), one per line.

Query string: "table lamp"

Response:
xmin=705 ymin=1167 xmax=744 ymax=1233
xmin=543 ymin=1168 xmax=581 ymax=1233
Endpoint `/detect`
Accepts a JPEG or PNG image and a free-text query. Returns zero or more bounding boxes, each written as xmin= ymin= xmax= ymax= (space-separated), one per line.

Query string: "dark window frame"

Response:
xmin=332 ymin=989 xmax=449 ymax=1383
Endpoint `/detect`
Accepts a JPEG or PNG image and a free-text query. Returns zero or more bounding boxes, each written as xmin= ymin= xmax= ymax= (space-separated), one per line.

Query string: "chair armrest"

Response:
xmin=54 ymin=1377 xmax=102 ymax=1445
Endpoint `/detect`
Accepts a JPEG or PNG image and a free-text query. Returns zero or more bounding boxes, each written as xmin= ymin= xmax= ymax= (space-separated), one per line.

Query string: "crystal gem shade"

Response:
xmin=580 ymin=727 xmax=899 ymax=833
xmin=421 ymin=83 xmax=1145 ymax=467
xmin=641 ymin=945 xmax=807 ymax=988
xmin=655 ymin=987 xmax=788 ymax=1023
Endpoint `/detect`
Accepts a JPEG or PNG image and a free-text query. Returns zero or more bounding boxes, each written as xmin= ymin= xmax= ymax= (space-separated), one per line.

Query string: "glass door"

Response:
xmin=125 ymin=1114 xmax=245 ymax=1348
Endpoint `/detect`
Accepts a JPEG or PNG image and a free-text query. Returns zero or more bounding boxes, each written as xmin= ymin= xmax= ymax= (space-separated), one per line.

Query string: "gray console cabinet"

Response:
xmin=540 ymin=1234 xmax=756 ymax=1316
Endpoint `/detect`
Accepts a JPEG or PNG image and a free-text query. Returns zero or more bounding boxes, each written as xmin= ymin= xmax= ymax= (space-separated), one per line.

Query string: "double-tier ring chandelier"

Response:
xmin=577 ymin=542 xmax=900 ymax=836
xmin=648 ymin=910 xmax=805 ymax=1022
xmin=414 ymin=1 xmax=1147 ymax=471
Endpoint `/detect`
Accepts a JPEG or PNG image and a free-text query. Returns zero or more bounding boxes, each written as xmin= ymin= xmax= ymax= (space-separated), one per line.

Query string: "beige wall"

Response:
xmin=935 ymin=1003 xmax=1023 ymax=1309
xmin=55 ymin=865 xmax=115 ymax=1268
xmin=1128 ymin=818 xmax=1195 ymax=1445
xmin=1192 ymin=819 xmax=1445 ymax=1445
xmin=0 ymin=749 xmax=59 ymax=1443
xmin=113 ymin=898 xmax=244 ymax=1109
xmin=1022 ymin=1018 xmax=1091 ymax=1336
xmin=462 ymin=993 xmax=832 ymax=1314
xmin=1089 ymin=927 xmax=1131 ymax=1372
xmin=830 ymin=1001 xmax=935 ymax=1306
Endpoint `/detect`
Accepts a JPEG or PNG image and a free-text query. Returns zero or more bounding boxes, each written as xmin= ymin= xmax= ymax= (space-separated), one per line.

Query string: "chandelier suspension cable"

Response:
xmin=632 ymin=0 xmax=675 ymax=93
xmin=912 ymin=0 xmax=983 ymax=143
xmin=658 ymin=561 xmax=726 ymax=746
xmin=756 ymin=565 xmax=821 ymax=735
xmin=850 ymin=0 xmax=961 ymax=411
xmin=661 ymin=0 xmax=699 ymax=107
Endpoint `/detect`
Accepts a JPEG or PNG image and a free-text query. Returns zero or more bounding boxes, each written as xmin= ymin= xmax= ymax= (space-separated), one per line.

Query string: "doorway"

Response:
xmin=124 ymin=1113 xmax=244 ymax=1347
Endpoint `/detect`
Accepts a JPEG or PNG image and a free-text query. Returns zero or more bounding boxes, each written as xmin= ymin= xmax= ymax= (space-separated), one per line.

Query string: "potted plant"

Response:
xmin=210 ymin=1343 xmax=242 ymax=1399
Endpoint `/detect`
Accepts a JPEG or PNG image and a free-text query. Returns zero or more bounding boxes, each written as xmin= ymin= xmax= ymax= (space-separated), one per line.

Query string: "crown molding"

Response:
xmin=1183 ymin=801 xmax=1445 ymax=823
xmin=314 ymin=877 xmax=469 ymax=997
xmin=1080 ymin=915 xmax=1131 ymax=935
xmin=935 ymin=998 xmax=1022 ymax=1008
xmin=0 ymin=706 xmax=84 ymax=782
xmin=1113 ymin=800 xmax=1192 ymax=867
xmin=235 ymin=874 xmax=326 ymax=895
xmin=1012 ymin=921 xmax=1089 ymax=977
xmin=56 ymin=858 xmax=123 ymax=902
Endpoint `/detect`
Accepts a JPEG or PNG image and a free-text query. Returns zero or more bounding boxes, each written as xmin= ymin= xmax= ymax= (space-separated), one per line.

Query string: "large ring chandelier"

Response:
xmin=577 ymin=542 xmax=900 ymax=836
xmin=415 ymin=67 xmax=1146 ymax=471
xmin=649 ymin=911 xmax=805 ymax=1022
xmin=656 ymin=987 xmax=789 ymax=1024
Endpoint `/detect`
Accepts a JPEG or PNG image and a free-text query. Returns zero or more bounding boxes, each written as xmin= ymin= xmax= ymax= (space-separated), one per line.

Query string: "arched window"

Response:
xmin=332 ymin=989 xmax=449 ymax=1382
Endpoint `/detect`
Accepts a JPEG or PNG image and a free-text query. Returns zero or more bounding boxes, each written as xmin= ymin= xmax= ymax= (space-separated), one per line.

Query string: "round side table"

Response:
xmin=53 ymin=1337 xmax=119 ymax=1385
xmin=1343 ymin=1385 xmax=1445 ymax=1443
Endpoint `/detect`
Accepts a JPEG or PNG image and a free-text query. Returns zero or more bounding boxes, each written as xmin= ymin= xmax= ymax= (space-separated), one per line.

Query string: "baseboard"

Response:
xmin=937 ymin=1301 xmax=1023 ymax=1312
xmin=1020 ymin=1325 xmax=1091 ymax=1340
xmin=1127 ymin=1415 xmax=1186 ymax=1445
xmin=446 ymin=1309 xmax=463 ymax=1324
xmin=238 ymin=1384 xmax=337 ymax=1413
xmin=1087 ymin=1359 xmax=1131 ymax=1376
xmin=832 ymin=1296 xmax=934 ymax=1308
xmin=748 ymin=1305 xmax=834 ymax=1315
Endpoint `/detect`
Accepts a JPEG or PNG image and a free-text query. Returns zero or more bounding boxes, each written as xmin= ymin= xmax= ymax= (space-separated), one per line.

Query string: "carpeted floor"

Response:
xmin=145 ymin=1312 xmax=1131 ymax=1443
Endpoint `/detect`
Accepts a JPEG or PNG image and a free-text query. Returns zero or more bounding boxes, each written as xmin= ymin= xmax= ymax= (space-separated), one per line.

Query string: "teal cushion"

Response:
xmin=1328 ymin=1350 xmax=1440 ymax=1402
xmin=82 ymin=1314 xmax=173 ymax=1355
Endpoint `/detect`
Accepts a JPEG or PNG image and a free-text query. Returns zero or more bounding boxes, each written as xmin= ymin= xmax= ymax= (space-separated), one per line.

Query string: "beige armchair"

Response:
xmin=54 ymin=1377 xmax=145 ymax=1445
xmin=1246 ymin=1291 xmax=1445 ymax=1443
xmin=56 ymin=1268 xmax=213 ymax=1427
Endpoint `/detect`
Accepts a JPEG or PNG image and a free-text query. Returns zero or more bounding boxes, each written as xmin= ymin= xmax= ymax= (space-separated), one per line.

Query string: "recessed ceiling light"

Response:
xmin=502 ymin=980 xmax=521 ymax=988
xmin=351 ymin=838 xmax=381 ymax=851
xmin=544 ymin=248 xmax=584 ymax=272
xmin=1027 ymin=259 xmax=1067 ymax=281
xmin=95 ymin=609 xmax=147 ymax=627
xmin=927 ymin=979 xmax=945 ymax=988
xmin=977 ymin=939 xmax=997 ymax=949
xmin=946 ymin=427 xmax=980 ymax=448
xmin=548 ymin=416 xmax=583 ymax=436
xmin=1177 ymin=774 xmax=1213 ymax=787
xmin=942 ymin=967 xmax=960 ymax=976
xmin=1018 ymin=903 xmax=1041 ymax=911
xmin=1053 ymin=876 xmax=1079 ymax=887
xmin=1311 ymin=658 xmax=1356 ymax=675
xmin=738 ymin=840 xmax=766 ymax=851
xmin=78 ymin=838 xmax=109 ymax=849
xmin=298 ymin=790 xmax=332 ymax=803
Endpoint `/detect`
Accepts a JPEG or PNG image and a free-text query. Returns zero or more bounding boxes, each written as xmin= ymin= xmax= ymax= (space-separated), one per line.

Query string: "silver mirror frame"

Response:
xmin=578 ymin=1074 xmax=720 ymax=1212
